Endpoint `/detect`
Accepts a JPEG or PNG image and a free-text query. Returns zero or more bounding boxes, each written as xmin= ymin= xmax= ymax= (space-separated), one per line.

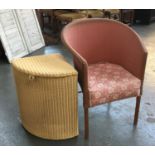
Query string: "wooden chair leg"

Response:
xmin=134 ymin=96 xmax=141 ymax=126
xmin=84 ymin=107 xmax=89 ymax=139
xmin=107 ymin=102 xmax=111 ymax=112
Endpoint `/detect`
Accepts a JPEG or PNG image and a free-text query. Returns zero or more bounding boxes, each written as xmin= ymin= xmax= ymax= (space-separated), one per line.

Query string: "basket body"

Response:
xmin=12 ymin=54 xmax=78 ymax=140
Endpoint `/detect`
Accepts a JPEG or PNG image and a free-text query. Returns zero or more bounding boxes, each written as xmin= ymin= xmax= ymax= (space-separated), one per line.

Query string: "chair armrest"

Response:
xmin=119 ymin=36 xmax=148 ymax=95
xmin=67 ymin=46 xmax=88 ymax=91
xmin=61 ymin=36 xmax=90 ymax=106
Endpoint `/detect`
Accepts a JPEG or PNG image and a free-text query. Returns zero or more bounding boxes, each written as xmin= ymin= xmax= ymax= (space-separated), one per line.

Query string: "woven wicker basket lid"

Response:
xmin=11 ymin=54 xmax=77 ymax=78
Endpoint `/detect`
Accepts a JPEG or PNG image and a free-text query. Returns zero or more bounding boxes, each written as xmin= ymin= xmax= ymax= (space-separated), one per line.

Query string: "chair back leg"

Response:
xmin=134 ymin=96 xmax=141 ymax=125
xmin=84 ymin=107 xmax=89 ymax=139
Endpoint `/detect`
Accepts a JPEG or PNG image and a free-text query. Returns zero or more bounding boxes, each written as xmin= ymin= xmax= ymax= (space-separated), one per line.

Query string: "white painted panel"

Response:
xmin=15 ymin=9 xmax=45 ymax=53
xmin=0 ymin=9 xmax=28 ymax=62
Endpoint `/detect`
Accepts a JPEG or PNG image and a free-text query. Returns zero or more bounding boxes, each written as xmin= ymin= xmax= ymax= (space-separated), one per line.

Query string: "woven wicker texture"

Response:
xmin=54 ymin=10 xmax=71 ymax=16
xmin=57 ymin=12 xmax=86 ymax=21
xmin=11 ymin=54 xmax=77 ymax=77
xmin=80 ymin=10 xmax=104 ymax=18
xmin=12 ymin=54 xmax=78 ymax=140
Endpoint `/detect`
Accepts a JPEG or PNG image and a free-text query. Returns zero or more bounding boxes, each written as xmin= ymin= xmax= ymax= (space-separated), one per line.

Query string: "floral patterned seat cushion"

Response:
xmin=88 ymin=62 xmax=141 ymax=106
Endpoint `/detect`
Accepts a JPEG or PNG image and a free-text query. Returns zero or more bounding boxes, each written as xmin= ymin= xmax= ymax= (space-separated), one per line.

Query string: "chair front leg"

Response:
xmin=134 ymin=96 xmax=141 ymax=126
xmin=84 ymin=107 xmax=89 ymax=139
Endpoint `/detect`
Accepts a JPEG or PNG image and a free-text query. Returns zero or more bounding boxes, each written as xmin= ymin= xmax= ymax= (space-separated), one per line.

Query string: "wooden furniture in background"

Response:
xmin=36 ymin=9 xmax=60 ymax=44
xmin=120 ymin=9 xmax=134 ymax=25
xmin=78 ymin=9 xmax=104 ymax=18
xmin=36 ymin=9 xmax=135 ymax=44
xmin=36 ymin=9 xmax=54 ymax=31
xmin=104 ymin=9 xmax=121 ymax=21
xmin=55 ymin=11 xmax=86 ymax=31
xmin=134 ymin=9 xmax=155 ymax=24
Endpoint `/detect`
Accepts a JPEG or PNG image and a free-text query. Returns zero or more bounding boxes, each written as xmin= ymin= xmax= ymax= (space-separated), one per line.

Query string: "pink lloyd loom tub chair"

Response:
xmin=61 ymin=18 xmax=148 ymax=139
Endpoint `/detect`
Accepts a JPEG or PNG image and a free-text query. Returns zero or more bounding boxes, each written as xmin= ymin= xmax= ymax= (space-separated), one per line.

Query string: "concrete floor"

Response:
xmin=0 ymin=23 xmax=155 ymax=146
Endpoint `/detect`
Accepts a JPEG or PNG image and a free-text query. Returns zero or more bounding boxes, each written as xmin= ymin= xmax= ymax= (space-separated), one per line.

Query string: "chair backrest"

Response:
xmin=62 ymin=18 xmax=145 ymax=65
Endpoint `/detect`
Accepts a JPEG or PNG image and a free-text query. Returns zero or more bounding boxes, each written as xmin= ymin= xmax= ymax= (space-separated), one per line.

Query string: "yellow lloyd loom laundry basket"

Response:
xmin=11 ymin=54 xmax=78 ymax=140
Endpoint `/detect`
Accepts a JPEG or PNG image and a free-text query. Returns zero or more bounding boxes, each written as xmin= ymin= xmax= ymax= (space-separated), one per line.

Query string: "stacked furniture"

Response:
xmin=120 ymin=9 xmax=134 ymax=25
xmin=54 ymin=10 xmax=87 ymax=31
xmin=54 ymin=9 xmax=121 ymax=29
xmin=79 ymin=10 xmax=104 ymax=18
xmin=104 ymin=9 xmax=121 ymax=20
xmin=36 ymin=9 xmax=54 ymax=31
xmin=36 ymin=9 xmax=121 ymax=42
xmin=134 ymin=9 xmax=155 ymax=24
